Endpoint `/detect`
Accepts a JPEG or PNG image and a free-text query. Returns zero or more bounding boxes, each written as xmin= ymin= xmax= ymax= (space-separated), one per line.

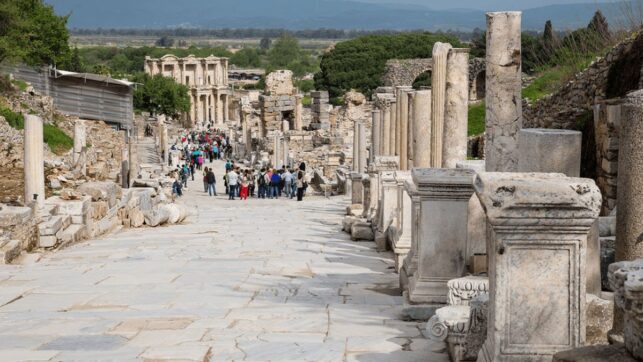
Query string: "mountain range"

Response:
xmin=46 ymin=0 xmax=635 ymax=31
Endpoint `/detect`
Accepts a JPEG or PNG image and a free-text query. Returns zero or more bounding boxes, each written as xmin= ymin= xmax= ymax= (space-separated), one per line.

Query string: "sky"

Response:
xmin=357 ymin=0 xmax=614 ymax=10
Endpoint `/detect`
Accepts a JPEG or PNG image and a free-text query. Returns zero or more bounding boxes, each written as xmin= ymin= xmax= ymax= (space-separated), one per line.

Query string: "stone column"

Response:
xmin=352 ymin=121 xmax=360 ymax=172
xmin=518 ymin=129 xmax=582 ymax=176
xmin=431 ymin=42 xmax=452 ymax=167
xmin=475 ymin=173 xmax=601 ymax=362
xmin=272 ymin=133 xmax=280 ymax=167
xmin=412 ymin=90 xmax=432 ymax=168
xmin=407 ymin=168 xmax=475 ymax=304
xmin=194 ymin=95 xmax=201 ymax=126
xmin=485 ymin=11 xmax=523 ymax=172
xmin=73 ymin=120 xmax=86 ymax=164
xmin=615 ymin=90 xmax=643 ymax=261
xmin=371 ymin=110 xmax=381 ymax=163
xmin=389 ymin=100 xmax=397 ymax=157
xmin=398 ymin=87 xmax=412 ymax=170
xmin=224 ymin=94 xmax=229 ymax=121
xmin=407 ymin=92 xmax=415 ymax=169
xmin=162 ymin=125 xmax=169 ymax=166
xmin=382 ymin=102 xmax=392 ymax=155
xmin=216 ymin=94 xmax=223 ymax=124
xmin=610 ymin=90 xmax=643 ymax=340
xmin=24 ymin=115 xmax=45 ymax=207
xmin=358 ymin=122 xmax=367 ymax=173
xmin=442 ymin=48 xmax=470 ymax=168
xmin=282 ymin=137 xmax=289 ymax=168
xmin=294 ymin=95 xmax=303 ymax=131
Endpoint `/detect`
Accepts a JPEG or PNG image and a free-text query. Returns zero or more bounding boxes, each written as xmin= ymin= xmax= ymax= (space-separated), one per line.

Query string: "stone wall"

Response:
xmin=382 ymin=59 xmax=433 ymax=87
xmin=523 ymin=32 xmax=643 ymax=129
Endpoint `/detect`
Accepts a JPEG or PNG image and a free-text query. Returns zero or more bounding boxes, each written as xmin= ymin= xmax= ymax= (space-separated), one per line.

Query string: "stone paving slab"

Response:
xmin=0 ymin=160 xmax=449 ymax=361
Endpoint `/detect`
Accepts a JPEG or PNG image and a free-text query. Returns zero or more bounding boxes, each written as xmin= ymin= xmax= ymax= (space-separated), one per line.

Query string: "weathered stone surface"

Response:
xmin=78 ymin=181 xmax=122 ymax=207
xmin=443 ymin=48 xmax=470 ymax=169
xmin=485 ymin=12 xmax=522 ymax=172
xmin=608 ymin=259 xmax=643 ymax=358
xmin=586 ymin=293 xmax=614 ymax=345
xmin=553 ymin=344 xmax=636 ymax=362
xmin=475 ymin=172 xmax=602 ymax=362
xmin=517 ymin=128 xmax=582 ymax=177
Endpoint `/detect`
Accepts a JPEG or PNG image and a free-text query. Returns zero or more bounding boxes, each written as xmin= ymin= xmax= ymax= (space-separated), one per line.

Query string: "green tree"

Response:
xmin=542 ymin=20 xmax=557 ymax=55
xmin=588 ymin=10 xmax=609 ymax=39
xmin=268 ymin=34 xmax=301 ymax=68
xmin=132 ymin=73 xmax=190 ymax=118
xmin=0 ymin=0 xmax=71 ymax=66
xmin=230 ymin=48 xmax=261 ymax=68
xmin=68 ymin=46 xmax=84 ymax=72
xmin=314 ymin=32 xmax=463 ymax=98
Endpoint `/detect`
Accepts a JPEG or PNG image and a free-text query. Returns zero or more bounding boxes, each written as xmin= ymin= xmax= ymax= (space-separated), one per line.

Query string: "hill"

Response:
xmin=46 ymin=0 xmax=633 ymax=31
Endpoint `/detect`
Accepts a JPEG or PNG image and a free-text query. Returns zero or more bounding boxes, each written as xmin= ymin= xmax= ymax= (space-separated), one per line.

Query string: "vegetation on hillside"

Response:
xmin=0 ymin=0 xmax=71 ymax=67
xmin=314 ymin=32 xmax=463 ymax=99
xmin=0 ymin=106 xmax=72 ymax=154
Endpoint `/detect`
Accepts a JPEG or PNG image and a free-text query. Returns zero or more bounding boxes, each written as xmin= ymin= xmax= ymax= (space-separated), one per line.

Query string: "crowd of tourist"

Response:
xmin=170 ymin=128 xmax=310 ymax=202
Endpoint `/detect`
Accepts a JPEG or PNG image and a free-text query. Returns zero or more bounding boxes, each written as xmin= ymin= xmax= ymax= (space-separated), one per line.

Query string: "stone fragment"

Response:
xmin=517 ymin=128 xmax=582 ymax=177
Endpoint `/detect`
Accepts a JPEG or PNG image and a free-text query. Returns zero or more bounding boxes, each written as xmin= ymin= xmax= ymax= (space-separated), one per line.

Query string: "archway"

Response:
xmin=412 ymin=70 xmax=432 ymax=90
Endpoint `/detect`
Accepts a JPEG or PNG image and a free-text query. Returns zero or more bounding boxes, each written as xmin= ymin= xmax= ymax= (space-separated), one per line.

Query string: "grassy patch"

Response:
xmin=522 ymin=68 xmax=566 ymax=101
xmin=0 ymin=107 xmax=25 ymax=129
xmin=302 ymin=95 xmax=311 ymax=106
xmin=11 ymin=79 xmax=28 ymax=92
xmin=468 ymin=102 xmax=485 ymax=137
xmin=44 ymin=123 xmax=73 ymax=155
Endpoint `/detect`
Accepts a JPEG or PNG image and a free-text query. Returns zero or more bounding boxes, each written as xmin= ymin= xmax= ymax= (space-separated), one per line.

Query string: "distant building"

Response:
xmin=1 ymin=65 xmax=135 ymax=130
xmin=144 ymin=55 xmax=231 ymax=127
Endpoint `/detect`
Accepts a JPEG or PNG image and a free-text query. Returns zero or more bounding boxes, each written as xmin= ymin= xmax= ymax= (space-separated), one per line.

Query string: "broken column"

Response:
xmin=485 ymin=11 xmax=523 ymax=172
xmin=406 ymin=92 xmax=415 ymax=169
xmin=518 ymin=129 xmax=582 ymax=176
xmin=412 ymin=90 xmax=432 ymax=168
xmin=371 ymin=110 xmax=381 ymax=163
xmin=442 ymin=48 xmax=470 ymax=169
xmin=24 ymin=114 xmax=45 ymax=207
xmin=352 ymin=121 xmax=360 ymax=172
xmin=294 ymin=95 xmax=303 ymax=131
xmin=475 ymin=173 xmax=601 ymax=361
xmin=406 ymin=168 xmax=475 ymax=304
xmin=73 ymin=120 xmax=86 ymax=164
xmin=431 ymin=42 xmax=452 ymax=167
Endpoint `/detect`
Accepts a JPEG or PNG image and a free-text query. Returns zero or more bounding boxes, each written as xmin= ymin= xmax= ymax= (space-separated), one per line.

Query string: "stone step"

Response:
xmin=39 ymin=215 xmax=64 ymax=236
xmin=58 ymin=224 xmax=86 ymax=245
xmin=0 ymin=239 xmax=22 ymax=264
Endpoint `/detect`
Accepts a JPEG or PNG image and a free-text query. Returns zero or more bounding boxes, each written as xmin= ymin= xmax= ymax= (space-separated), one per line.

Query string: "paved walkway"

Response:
xmin=0 ymin=160 xmax=448 ymax=361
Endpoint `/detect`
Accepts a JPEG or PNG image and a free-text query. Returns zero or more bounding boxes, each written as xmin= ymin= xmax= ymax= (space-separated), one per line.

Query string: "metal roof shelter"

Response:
xmin=1 ymin=65 xmax=134 ymax=130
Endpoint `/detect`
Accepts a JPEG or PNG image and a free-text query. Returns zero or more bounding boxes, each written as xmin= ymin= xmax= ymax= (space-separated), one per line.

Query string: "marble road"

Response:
xmin=0 ymin=160 xmax=448 ymax=361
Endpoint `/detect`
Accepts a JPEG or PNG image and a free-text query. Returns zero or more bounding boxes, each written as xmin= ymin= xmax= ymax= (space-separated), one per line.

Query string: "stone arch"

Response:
xmin=382 ymin=59 xmax=433 ymax=87
xmin=469 ymin=58 xmax=486 ymax=101
xmin=412 ymin=70 xmax=433 ymax=90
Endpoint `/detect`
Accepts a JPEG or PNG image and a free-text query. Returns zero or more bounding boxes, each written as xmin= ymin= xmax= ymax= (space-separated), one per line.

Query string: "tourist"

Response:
xmin=258 ymin=168 xmax=267 ymax=198
xmin=173 ymin=177 xmax=183 ymax=197
xmin=248 ymin=170 xmax=256 ymax=198
xmin=206 ymin=167 xmax=217 ymax=196
xmin=181 ymin=164 xmax=189 ymax=189
xmin=290 ymin=170 xmax=297 ymax=199
xmin=203 ymin=167 xmax=209 ymax=192
xmin=227 ymin=168 xmax=238 ymax=200
xmin=282 ymin=169 xmax=293 ymax=198
xmin=296 ymin=170 xmax=305 ymax=201
xmin=239 ymin=174 xmax=249 ymax=200
xmin=270 ymin=169 xmax=281 ymax=199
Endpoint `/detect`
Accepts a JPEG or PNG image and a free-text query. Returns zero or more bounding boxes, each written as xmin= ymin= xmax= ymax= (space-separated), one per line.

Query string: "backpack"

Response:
xmin=258 ymin=173 xmax=266 ymax=186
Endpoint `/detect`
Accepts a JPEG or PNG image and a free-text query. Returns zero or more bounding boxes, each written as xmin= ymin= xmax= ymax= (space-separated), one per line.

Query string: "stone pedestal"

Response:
xmin=431 ymin=42 xmax=452 ymax=167
xmin=390 ymin=171 xmax=413 ymax=272
xmin=485 ymin=12 xmax=523 ymax=172
xmin=368 ymin=156 xmax=399 ymax=227
xmin=443 ymin=48 xmax=470 ymax=169
xmin=24 ymin=115 xmax=45 ymax=207
xmin=518 ymin=128 xmax=582 ymax=176
xmin=407 ymin=168 xmax=476 ymax=304
xmin=456 ymin=160 xmax=487 ymax=274
xmin=412 ymin=90 xmax=432 ymax=168
xmin=475 ymin=173 xmax=601 ymax=362
xmin=375 ymin=171 xmax=398 ymax=250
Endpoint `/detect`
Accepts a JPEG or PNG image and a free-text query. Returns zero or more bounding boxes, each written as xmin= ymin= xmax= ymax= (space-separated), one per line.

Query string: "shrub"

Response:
xmin=468 ymin=103 xmax=485 ymax=137
xmin=43 ymin=123 xmax=73 ymax=155
xmin=0 ymin=107 xmax=24 ymax=129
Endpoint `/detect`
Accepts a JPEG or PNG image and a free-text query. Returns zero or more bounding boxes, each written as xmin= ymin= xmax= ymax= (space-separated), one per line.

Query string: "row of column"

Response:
xmin=371 ymin=45 xmax=469 ymax=171
xmin=191 ymin=92 xmax=229 ymax=127
xmin=272 ymin=132 xmax=290 ymax=168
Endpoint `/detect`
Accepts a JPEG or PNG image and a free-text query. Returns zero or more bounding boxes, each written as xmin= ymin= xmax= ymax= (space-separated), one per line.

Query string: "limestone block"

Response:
xmin=39 ymin=235 xmax=58 ymax=248
xmin=608 ymin=259 xmax=643 ymax=359
xmin=78 ymin=181 xmax=122 ymax=207
xmin=351 ymin=221 xmax=374 ymax=241
xmin=143 ymin=207 xmax=170 ymax=227
xmin=45 ymin=196 xmax=91 ymax=216
xmin=129 ymin=207 xmax=145 ymax=228
xmin=518 ymin=128 xmax=582 ymax=177
xmin=0 ymin=239 xmax=21 ymax=264
xmin=58 ymin=224 xmax=86 ymax=244
xmin=38 ymin=216 xmax=64 ymax=236
xmin=91 ymin=201 xmax=109 ymax=220
xmin=585 ymin=293 xmax=613 ymax=345
xmin=342 ymin=216 xmax=359 ymax=233
xmin=475 ymin=172 xmax=602 ymax=362
xmin=0 ymin=206 xmax=32 ymax=228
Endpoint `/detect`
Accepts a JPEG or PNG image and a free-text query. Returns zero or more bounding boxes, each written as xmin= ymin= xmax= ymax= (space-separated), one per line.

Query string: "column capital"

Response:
xmin=411 ymin=168 xmax=475 ymax=200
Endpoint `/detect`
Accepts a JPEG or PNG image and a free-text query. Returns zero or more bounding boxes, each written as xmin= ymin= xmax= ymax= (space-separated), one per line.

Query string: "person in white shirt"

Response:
xmin=227 ymin=169 xmax=239 ymax=200
xmin=282 ymin=170 xmax=293 ymax=198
